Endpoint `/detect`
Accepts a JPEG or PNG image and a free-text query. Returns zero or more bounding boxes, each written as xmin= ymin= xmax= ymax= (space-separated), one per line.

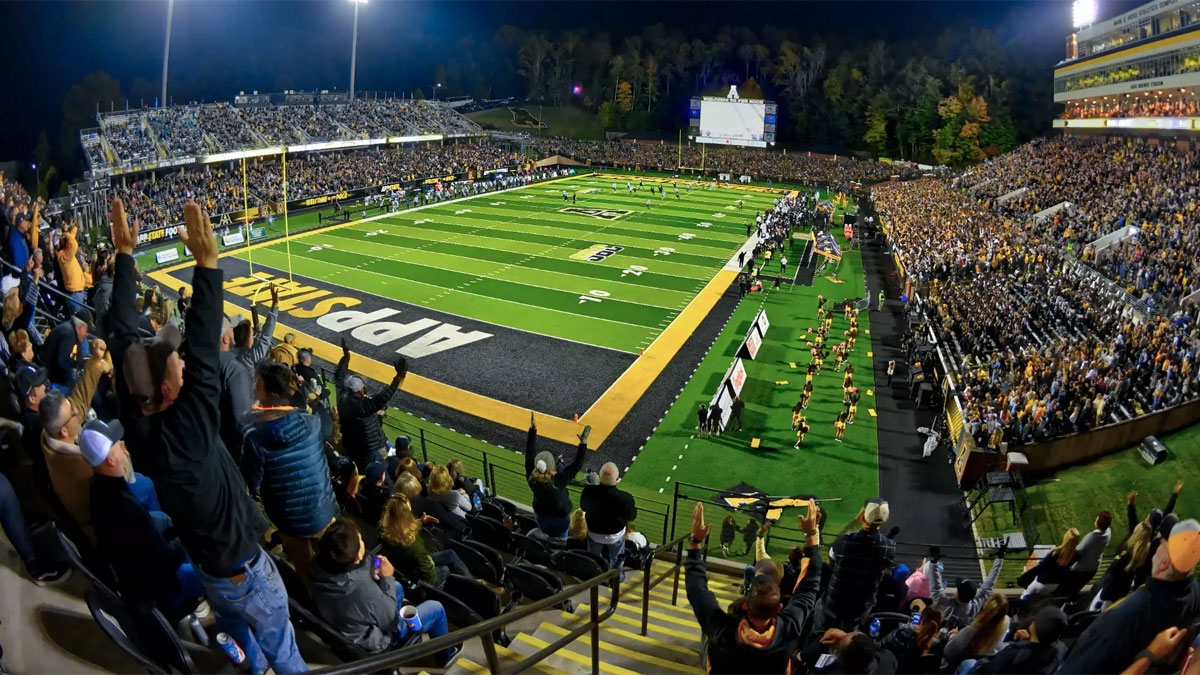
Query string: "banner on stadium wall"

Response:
xmin=718 ymin=172 xmax=732 ymax=181
xmin=155 ymin=248 xmax=180 ymax=264
xmin=706 ymin=357 xmax=748 ymax=432
xmin=737 ymin=310 xmax=769 ymax=360
xmin=222 ymin=231 xmax=246 ymax=247
xmin=299 ymin=190 xmax=352 ymax=208
xmin=739 ymin=175 xmax=752 ymax=183
xmin=753 ymin=309 xmax=770 ymax=337
xmin=250 ymin=227 xmax=268 ymax=240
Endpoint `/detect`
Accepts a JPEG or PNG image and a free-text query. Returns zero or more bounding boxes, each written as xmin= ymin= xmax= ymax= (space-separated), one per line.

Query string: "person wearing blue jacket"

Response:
xmin=243 ymin=359 xmax=337 ymax=582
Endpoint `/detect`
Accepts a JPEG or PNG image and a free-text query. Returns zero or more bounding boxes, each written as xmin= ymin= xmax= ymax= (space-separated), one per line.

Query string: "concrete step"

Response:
xmin=577 ymin=600 xmax=700 ymax=632
xmin=508 ymin=633 xmax=638 ymax=675
xmin=557 ymin=609 xmax=703 ymax=651
xmin=530 ymin=623 xmax=702 ymax=675
xmin=446 ymin=644 xmax=569 ymax=675
xmin=539 ymin=620 xmax=700 ymax=669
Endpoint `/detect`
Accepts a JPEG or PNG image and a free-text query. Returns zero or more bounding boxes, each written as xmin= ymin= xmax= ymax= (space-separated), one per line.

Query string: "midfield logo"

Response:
xmin=560 ymin=207 xmax=631 ymax=220
xmin=570 ymin=244 xmax=624 ymax=262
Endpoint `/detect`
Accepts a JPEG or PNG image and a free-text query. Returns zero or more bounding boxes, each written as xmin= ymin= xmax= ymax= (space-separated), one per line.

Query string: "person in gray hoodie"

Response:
xmin=309 ymin=518 xmax=459 ymax=665
xmin=927 ymin=543 xmax=1006 ymax=629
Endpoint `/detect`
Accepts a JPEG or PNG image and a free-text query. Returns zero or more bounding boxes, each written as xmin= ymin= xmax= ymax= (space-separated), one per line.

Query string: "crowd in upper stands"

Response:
xmin=1060 ymin=96 xmax=1200 ymax=119
xmin=87 ymin=99 xmax=485 ymax=172
xmin=874 ymin=178 xmax=1198 ymax=447
xmin=110 ymin=142 xmax=522 ymax=232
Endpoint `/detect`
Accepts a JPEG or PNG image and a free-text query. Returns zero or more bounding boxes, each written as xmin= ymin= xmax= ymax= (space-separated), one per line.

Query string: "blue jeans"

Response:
xmin=432 ymin=549 xmax=470 ymax=586
xmin=0 ymin=471 xmax=35 ymax=570
xmin=195 ymin=549 xmax=307 ymax=674
xmin=391 ymin=585 xmax=452 ymax=660
xmin=536 ymin=513 xmax=570 ymax=539
xmin=66 ymin=291 xmax=86 ymax=314
xmin=956 ymin=659 xmax=979 ymax=674
xmin=587 ymin=534 xmax=626 ymax=581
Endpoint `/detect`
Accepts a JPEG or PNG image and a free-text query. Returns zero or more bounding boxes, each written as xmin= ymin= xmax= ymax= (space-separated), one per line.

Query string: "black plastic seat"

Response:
xmin=449 ymin=539 xmax=504 ymax=586
xmin=58 ymin=528 xmax=119 ymax=597
xmin=479 ymin=501 xmax=506 ymax=522
xmin=85 ymin=588 xmax=168 ymax=674
xmin=418 ymin=575 xmax=519 ymax=647
xmin=511 ymin=531 xmax=558 ymax=568
xmin=512 ymin=513 xmax=539 ymax=536
xmin=465 ymin=514 xmax=512 ymax=553
xmin=506 ymin=562 xmax=572 ymax=612
xmin=557 ymin=550 xmax=608 ymax=581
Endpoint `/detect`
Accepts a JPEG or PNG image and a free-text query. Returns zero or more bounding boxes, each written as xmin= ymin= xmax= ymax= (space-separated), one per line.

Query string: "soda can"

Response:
xmin=216 ymin=632 xmax=246 ymax=665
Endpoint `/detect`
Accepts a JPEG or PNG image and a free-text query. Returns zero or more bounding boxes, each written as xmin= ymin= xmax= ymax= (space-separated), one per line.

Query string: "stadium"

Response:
xmin=0 ymin=0 xmax=1198 ymax=673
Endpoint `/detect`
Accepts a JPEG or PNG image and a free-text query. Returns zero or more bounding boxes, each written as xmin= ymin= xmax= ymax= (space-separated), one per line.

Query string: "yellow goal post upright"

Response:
xmin=281 ymin=150 xmax=294 ymax=283
xmin=241 ymin=156 xmax=253 ymax=275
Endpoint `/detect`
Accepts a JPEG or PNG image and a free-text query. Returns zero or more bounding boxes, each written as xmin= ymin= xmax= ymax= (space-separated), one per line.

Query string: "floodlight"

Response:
xmin=1073 ymin=0 xmax=1096 ymax=28
xmin=349 ymin=0 xmax=367 ymax=4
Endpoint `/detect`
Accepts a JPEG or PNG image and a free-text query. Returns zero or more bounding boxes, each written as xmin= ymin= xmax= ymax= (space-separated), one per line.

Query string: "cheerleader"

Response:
xmin=800 ymin=381 xmax=813 ymax=409
xmin=805 ymin=362 xmax=817 ymax=387
xmin=847 ymin=326 xmax=858 ymax=351
xmin=793 ymin=409 xmax=810 ymax=448
xmin=844 ymin=301 xmax=854 ymax=322
xmin=834 ymin=410 xmax=848 ymax=443
xmin=832 ymin=344 xmax=846 ymax=371
xmin=847 ymin=387 xmax=860 ymax=425
xmin=843 ymin=363 xmax=855 ymax=388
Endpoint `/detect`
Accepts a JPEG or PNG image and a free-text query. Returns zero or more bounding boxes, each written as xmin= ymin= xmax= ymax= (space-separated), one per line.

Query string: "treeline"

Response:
xmin=435 ymin=24 xmax=1053 ymax=166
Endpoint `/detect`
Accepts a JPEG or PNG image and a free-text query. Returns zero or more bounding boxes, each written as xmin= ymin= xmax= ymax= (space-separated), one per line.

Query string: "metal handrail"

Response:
xmin=310 ymin=569 xmax=621 ymax=674
xmin=637 ymin=532 xmax=693 ymax=636
xmin=0 ymin=258 xmax=97 ymax=318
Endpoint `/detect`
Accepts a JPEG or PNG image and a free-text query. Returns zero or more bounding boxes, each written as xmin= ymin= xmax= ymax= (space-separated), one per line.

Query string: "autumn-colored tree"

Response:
xmin=932 ymin=81 xmax=991 ymax=167
xmin=615 ymin=81 xmax=634 ymax=113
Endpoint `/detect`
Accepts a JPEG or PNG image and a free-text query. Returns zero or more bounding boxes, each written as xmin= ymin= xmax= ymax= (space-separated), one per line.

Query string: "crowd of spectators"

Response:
xmin=89 ymin=100 xmax=485 ymax=171
xmin=529 ymin=137 xmax=920 ymax=193
xmin=1060 ymin=96 xmax=1200 ymax=119
xmin=965 ymin=137 xmax=1200 ymax=312
xmin=874 ymin=179 xmax=1198 ymax=447
xmin=108 ymin=141 xmax=521 ymax=231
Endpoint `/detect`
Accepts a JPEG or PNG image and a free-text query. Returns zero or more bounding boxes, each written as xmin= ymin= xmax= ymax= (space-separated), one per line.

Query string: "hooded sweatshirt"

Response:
xmin=309 ymin=557 xmax=400 ymax=655
xmin=686 ymin=544 xmax=823 ymax=673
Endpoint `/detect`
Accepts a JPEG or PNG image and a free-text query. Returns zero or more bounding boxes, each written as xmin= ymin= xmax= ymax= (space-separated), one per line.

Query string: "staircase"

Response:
xmin=447 ymin=559 xmax=744 ymax=675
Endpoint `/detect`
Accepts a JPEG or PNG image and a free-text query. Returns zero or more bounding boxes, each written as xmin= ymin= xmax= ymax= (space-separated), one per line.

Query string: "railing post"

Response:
xmin=482 ymin=454 xmax=492 ymax=494
xmin=481 ymin=632 xmax=501 ymax=674
xmin=419 ymin=428 xmax=428 ymax=463
xmin=669 ymin=481 xmax=680 ymax=542
xmin=641 ymin=552 xmax=651 ymax=636
xmin=672 ymin=537 xmax=683 ymax=606
xmin=590 ymin=584 xmax=600 ymax=675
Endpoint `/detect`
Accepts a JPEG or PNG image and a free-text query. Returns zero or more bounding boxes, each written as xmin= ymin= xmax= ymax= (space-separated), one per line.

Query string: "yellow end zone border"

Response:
xmin=147 ymin=173 xmax=749 ymax=448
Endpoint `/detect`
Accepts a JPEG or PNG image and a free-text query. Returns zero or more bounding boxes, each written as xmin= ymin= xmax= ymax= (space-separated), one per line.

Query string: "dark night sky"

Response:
xmin=0 ymin=0 xmax=1141 ymax=163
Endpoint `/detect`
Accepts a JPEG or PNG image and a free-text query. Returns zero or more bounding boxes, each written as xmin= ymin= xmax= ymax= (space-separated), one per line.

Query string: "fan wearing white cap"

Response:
xmin=82 ymin=418 xmax=205 ymax=617
xmin=819 ymin=498 xmax=897 ymax=632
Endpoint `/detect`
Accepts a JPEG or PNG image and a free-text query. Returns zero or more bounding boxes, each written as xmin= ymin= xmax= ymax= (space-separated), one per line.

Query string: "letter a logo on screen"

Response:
xmin=727 ymin=85 xmax=739 ymax=101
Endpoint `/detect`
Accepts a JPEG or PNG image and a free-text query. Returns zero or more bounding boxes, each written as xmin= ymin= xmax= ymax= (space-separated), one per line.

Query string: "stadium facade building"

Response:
xmin=1055 ymin=0 xmax=1200 ymax=136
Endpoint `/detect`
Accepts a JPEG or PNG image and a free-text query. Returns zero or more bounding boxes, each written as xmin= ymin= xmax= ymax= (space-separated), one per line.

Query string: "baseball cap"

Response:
xmin=345 ymin=375 xmax=366 ymax=393
xmin=121 ymin=323 xmax=183 ymax=402
xmin=1032 ymin=606 xmax=1068 ymax=644
xmin=862 ymin=498 xmax=890 ymax=526
xmin=78 ymin=418 xmax=125 ymax=468
xmin=1167 ymin=519 xmax=1200 ymax=574
xmin=364 ymin=461 xmax=387 ymax=486
xmin=15 ymin=365 xmax=48 ymax=398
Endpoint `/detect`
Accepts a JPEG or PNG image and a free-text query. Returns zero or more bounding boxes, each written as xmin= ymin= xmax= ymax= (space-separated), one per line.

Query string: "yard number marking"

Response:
xmin=697 ymin=222 xmax=712 ymax=228
xmin=364 ymin=229 xmax=388 ymax=237
xmin=578 ymin=289 xmax=611 ymax=305
xmin=653 ymin=247 xmax=675 ymax=257
xmin=308 ymin=243 xmax=334 ymax=252
xmin=621 ymin=265 xmax=649 ymax=277
xmin=455 ymin=209 xmax=473 ymax=215
xmin=678 ymin=233 xmax=696 ymax=241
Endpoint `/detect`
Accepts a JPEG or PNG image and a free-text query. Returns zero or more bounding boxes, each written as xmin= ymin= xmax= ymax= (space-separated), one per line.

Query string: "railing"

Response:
xmin=311 ymin=569 xmax=622 ymax=674
xmin=638 ymin=532 xmax=692 ymax=636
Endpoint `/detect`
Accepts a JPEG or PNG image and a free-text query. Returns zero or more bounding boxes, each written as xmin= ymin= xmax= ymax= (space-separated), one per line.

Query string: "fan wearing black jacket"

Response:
xmin=687 ymin=500 xmax=823 ymax=674
xmin=524 ymin=412 xmax=589 ymax=539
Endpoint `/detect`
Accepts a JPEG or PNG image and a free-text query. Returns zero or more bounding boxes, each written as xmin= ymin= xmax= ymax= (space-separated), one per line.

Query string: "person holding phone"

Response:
xmin=310 ymin=517 xmax=460 ymax=665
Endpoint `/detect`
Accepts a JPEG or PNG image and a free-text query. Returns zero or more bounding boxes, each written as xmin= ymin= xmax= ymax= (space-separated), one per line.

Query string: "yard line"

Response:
xmin=248 ymin=245 xmax=669 ymax=334
xmin=300 ymin=232 xmax=692 ymax=311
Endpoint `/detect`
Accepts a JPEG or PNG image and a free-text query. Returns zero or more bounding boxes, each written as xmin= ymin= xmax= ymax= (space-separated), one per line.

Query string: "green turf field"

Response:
xmin=974 ymin=424 xmax=1200 ymax=587
xmin=620 ymin=225 xmax=880 ymax=558
xmin=231 ymin=176 xmax=780 ymax=353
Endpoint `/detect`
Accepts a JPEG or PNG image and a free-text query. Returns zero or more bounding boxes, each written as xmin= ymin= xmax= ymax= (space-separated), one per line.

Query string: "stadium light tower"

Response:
xmin=161 ymin=0 xmax=175 ymax=107
xmin=1072 ymin=0 xmax=1097 ymax=28
xmin=349 ymin=0 xmax=368 ymax=100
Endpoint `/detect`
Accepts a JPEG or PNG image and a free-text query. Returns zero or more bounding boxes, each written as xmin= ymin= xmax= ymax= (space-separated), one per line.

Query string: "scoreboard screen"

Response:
xmin=689 ymin=95 xmax=777 ymax=148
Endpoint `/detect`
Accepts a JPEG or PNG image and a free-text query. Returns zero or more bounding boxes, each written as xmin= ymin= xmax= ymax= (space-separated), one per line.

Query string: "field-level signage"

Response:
xmin=560 ymin=207 xmax=631 ymax=220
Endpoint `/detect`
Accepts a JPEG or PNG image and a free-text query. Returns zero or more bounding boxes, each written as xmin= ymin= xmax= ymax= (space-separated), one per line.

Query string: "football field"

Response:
xmin=149 ymin=173 xmax=790 ymax=446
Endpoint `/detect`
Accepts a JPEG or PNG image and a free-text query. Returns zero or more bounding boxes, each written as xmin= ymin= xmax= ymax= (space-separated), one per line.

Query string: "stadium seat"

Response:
xmin=85 ymin=587 xmax=168 ymax=675
xmin=512 ymin=513 xmax=539 ymax=536
xmin=465 ymin=514 xmax=511 ymax=552
xmin=137 ymin=606 xmax=199 ymax=674
xmin=454 ymin=539 xmax=509 ymax=587
xmin=505 ymin=562 xmax=572 ymax=613
xmin=57 ymin=528 xmax=119 ymax=598
xmin=1063 ymin=609 xmax=1101 ymax=642
xmin=556 ymin=550 xmax=609 ymax=581
xmin=510 ymin=531 xmax=558 ymax=568
xmin=478 ymin=500 xmax=507 ymax=522
xmin=417 ymin=575 xmax=519 ymax=647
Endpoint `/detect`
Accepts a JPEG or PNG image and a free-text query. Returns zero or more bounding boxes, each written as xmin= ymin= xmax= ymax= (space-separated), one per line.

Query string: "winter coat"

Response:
xmin=243 ymin=408 xmax=337 ymax=538
xmin=309 ymin=557 xmax=400 ymax=654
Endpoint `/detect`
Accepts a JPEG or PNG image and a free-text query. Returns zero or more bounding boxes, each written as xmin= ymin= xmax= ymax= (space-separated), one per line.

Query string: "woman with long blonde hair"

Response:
xmin=377 ymin=493 xmax=468 ymax=585
xmin=1019 ymin=527 xmax=1081 ymax=599
xmin=427 ymin=464 xmax=472 ymax=518
xmin=1089 ymin=520 xmax=1155 ymax=610
xmin=942 ymin=592 xmax=1009 ymax=669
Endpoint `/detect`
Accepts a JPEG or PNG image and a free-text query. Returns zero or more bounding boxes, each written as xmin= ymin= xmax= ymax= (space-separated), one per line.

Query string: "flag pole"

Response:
xmin=282 ymin=150 xmax=294 ymax=283
xmin=242 ymin=156 xmax=253 ymax=275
